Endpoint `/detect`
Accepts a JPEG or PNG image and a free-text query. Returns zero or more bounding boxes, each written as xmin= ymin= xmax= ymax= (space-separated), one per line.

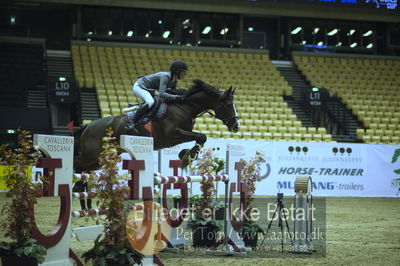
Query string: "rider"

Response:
xmin=126 ymin=60 xmax=188 ymax=131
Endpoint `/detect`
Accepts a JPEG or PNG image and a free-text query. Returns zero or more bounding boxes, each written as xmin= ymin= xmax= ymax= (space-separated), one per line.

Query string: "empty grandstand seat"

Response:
xmin=72 ymin=43 xmax=312 ymax=140
xmin=293 ymin=52 xmax=400 ymax=144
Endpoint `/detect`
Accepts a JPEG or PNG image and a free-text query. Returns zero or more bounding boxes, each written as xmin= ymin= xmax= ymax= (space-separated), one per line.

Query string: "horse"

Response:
xmin=73 ymin=79 xmax=240 ymax=172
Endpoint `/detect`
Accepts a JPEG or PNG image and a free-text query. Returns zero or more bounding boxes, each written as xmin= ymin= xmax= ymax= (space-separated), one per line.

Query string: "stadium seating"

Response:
xmin=293 ymin=54 xmax=400 ymax=144
xmin=71 ymin=44 xmax=334 ymax=142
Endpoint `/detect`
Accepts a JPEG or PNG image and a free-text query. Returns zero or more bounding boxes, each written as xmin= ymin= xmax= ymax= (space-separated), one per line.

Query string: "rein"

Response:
xmin=172 ymin=99 xmax=216 ymax=122
xmin=173 ymin=85 xmax=238 ymax=127
xmin=180 ymin=96 xmax=238 ymax=128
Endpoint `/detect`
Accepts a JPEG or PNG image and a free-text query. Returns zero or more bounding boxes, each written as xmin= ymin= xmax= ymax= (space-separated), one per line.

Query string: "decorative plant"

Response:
xmin=240 ymin=151 xmax=266 ymax=209
xmin=0 ymin=130 xmax=47 ymax=263
xmin=239 ymin=151 xmax=266 ymax=244
xmin=82 ymin=128 xmax=143 ymax=265
xmin=187 ymin=148 xmax=224 ymax=232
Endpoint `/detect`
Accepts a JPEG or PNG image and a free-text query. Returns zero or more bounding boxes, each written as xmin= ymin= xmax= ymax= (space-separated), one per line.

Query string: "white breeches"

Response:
xmin=132 ymin=82 xmax=155 ymax=108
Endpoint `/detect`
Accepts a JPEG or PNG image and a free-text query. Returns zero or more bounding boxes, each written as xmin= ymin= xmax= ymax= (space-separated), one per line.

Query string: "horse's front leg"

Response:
xmin=175 ymin=128 xmax=207 ymax=168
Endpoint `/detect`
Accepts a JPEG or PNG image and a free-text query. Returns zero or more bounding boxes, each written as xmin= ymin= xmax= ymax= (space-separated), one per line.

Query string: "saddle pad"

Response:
xmin=125 ymin=102 xmax=168 ymax=121
xmin=154 ymin=102 xmax=168 ymax=120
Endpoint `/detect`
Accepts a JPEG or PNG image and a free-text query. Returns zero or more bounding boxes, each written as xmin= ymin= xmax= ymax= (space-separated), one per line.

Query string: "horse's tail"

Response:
xmin=73 ymin=125 xmax=87 ymax=156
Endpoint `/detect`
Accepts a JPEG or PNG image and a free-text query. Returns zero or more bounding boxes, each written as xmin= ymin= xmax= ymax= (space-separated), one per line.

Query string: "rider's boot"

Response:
xmin=125 ymin=104 xmax=149 ymax=131
xmin=139 ymin=99 xmax=160 ymax=126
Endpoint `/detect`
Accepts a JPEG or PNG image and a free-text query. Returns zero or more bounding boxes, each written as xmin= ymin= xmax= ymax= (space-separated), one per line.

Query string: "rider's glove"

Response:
xmin=175 ymin=95 xmax=186 ymax=102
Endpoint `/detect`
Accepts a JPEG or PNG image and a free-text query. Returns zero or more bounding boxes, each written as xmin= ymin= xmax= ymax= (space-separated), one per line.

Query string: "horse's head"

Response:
xmin=188 ymin=80 xmax=240 ymax=133
xmin=216 ymin=86 xmax=240 ymax=133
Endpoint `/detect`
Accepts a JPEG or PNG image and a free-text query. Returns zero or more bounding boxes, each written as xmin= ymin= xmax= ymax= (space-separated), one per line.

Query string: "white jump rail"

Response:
xmin=154 ymin=174 xmax=229 ymax=184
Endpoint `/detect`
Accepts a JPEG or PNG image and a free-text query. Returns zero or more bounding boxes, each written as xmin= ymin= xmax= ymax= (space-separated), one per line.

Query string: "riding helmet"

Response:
xmin=170 ymin=60 xmax=188 ymax=72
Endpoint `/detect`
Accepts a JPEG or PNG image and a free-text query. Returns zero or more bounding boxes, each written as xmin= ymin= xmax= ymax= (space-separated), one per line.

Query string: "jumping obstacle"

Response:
xmin=293 ymin=176 xmax=313 ymax=253
xmin=28 ymin=134 xmax=251 ymax=266
xmin=154 ymin=173 xmax=226 ymax=247
xmin=154 ymin=174 xmax=229 ymax=184
xmin=159 ymin=145 xmax=245 ymax=255
xmin=154 ymin=145 xmax=248 ymax=255
xmin=32 ymin=134 xmax=75 ymax=266
xmin=155 ymin=145 xmax=250 ymax=256
xmin=155 ymin=147 xmax=187 ymax=247
xmin=70 ymin=192 xmax=105 ymax=243
xmin=120 ymin=135 xmax=165 ymax=266
xmin=120 ymin=135 xmax=251 ymax=262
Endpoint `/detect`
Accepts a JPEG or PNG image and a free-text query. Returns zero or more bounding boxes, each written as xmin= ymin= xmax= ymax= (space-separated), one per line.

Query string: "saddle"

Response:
xmin=124 ymin=101 xmax=168 ymax=123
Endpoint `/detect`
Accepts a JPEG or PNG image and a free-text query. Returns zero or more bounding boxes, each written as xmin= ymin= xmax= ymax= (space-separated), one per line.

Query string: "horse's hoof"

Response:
xmin=189 ymin=151 xmax=199 ymax=161
xmin=181 ymin=158 xmax=189 ymax=169
xmin=178 ymin=149 xmax=190 ymax=160
xmin=178 ymin=149 xmax=190 ymax=168
xmin=181 ymin=154 xmax=190 ymax=169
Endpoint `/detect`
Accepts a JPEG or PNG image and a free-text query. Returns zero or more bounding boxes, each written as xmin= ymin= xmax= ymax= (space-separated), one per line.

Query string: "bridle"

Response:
xmin=175 ymin=92 xmax=239 ymax=129
xmin=213 ymin=95 xmax=239 ymax=128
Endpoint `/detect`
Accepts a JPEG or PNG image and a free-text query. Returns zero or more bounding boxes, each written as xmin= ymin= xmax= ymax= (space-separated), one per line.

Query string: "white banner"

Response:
xmin=114 ymin=137 xmax=399 ymax=197
xmin=224 ymin=140 xmax=400 ymax=197
xmin=263 ymin=141 xmax=369 ymax=197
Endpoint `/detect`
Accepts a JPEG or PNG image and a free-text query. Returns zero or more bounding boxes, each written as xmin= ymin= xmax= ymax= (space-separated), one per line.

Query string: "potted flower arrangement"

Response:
xmin=239 ymin=151 xmax=266 ymax=248
xmin=0 ymin=130 xmax=47 ymax=266
xmin=82 ymin=129 xmax=143 ymax=265
xmin=187 ymin=148 xmax=224 ymax=248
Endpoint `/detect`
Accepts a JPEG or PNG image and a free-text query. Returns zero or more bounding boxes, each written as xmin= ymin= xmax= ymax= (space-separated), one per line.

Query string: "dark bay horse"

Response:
xmin=74 ymin=79 xmax=239 ymax=172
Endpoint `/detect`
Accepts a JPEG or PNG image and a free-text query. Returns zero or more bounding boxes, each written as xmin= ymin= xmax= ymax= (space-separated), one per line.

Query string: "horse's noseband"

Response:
xmin=215 ymin=97 xmax=239 ymax=128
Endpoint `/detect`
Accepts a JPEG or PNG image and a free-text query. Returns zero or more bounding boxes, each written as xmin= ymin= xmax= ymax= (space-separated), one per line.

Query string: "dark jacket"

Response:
xmin=73 ymin=180 xmax=89 ymax=192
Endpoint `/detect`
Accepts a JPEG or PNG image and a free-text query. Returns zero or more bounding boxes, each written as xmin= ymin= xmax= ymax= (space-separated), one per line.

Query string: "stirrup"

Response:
xmin=125 ymin=121 xmax=139 ymax=131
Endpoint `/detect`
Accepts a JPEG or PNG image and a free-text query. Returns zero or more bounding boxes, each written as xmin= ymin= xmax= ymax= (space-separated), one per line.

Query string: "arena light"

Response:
xmin=127 ymin=31 xmax=134 ymax=37
xmin=350 ymin=42 xmax=357 ymax=47
xmin=182 ymin=19 xmax=190 ymax=25
xmin=162 ymin=31 xmax=170 ymax=38
xmin=337 ymin=42 xmax=342 ymax=46
xmin=145 ymin=33 xmax=150 ymax=38
xmin=348 ymin=29 xmax=356 ymax=36
xmin=202 ymin=26 xmax=211 ymax=34
xmin=291 ymin=27 xmax=302 ymax=34
xmin=158 ymin=20 xmax=163 ymax=25
xmin=317 ymin=41 xmax=324 ymax=46
xmin=363 ymin=30 xmax=373 ymax=37
xmin=366 ymin=43 xmax=373 ymax=48
xmin=10 ymin=16 xmax=16 ymax=25
xmin=88 ymin=31 xmax=93 ymax=35
xmin=313 ymin=27 xmax=320 ymax=34
xmin=302 ymin=40 xmax=307 ymax=45
xmin=327 ymin=29 xmax=338 ymax=36
xmin=108 ymin=31 xmax=112 ymax=36
xmin=59 ymin=77 xmax=66 ymax=81
xmin=7 ymin=129 xmax=15 ymax=134
xmin=220 ymin=27 xmax=229 ymax=35
xmin=248 ymin=27 xmax=254 ymax=32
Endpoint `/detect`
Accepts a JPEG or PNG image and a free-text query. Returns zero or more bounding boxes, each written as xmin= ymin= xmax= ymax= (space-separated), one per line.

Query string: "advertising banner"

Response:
xmin=260 ymin=141 xmax=368 ymax=196
xmin=156 ymin=139 xmax=399 ymax=197
xmin=225 ymin=140 xmax=399 ymax=197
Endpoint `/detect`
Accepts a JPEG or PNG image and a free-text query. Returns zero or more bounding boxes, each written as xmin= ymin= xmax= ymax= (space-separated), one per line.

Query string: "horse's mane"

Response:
xmin=186 ymin=79 xmax=221 ymax=97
